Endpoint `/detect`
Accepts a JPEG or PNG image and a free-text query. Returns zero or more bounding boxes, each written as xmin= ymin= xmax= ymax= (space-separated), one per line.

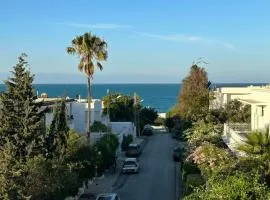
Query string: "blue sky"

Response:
xmin=0 ymin=0 xmax=269 ymax=83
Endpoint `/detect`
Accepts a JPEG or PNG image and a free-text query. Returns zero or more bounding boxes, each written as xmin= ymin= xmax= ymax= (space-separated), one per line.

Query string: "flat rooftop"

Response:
xmin=239 ymin=98 xmax=268 ymax=105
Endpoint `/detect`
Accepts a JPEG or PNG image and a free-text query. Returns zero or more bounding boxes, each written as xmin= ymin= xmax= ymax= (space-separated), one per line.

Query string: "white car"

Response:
xmin=96 ymin=193 xmax=120 ymax=200
xmin=122 ymin=158 xmax=140 ymax=174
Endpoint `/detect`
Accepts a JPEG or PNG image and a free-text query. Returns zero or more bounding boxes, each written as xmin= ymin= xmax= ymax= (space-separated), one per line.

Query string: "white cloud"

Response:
xmin=64 ymin=22 xmax=133 ymax=29
xmin=136 ymin=32 xmax=235 ymax=50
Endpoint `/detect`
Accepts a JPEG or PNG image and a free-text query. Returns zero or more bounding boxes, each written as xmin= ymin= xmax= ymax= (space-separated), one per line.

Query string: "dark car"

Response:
xmin=142 ymin=128 xmax=153 ymax=136
xmin=142 ymin=124 xmax=153 ymax=136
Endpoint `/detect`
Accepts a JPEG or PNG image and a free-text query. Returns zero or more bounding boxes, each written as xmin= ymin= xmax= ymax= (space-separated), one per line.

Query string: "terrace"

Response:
xmin=223 ymin=123 xmax=251 ymax=155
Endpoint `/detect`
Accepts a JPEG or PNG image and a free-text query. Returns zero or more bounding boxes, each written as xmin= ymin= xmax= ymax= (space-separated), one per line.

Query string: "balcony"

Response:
xmin=223 ymin=123 xmax=251 ymax=155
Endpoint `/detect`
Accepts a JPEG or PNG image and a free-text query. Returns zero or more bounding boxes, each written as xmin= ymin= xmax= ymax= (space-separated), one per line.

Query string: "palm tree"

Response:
xmin=67 ymin=32 xmax=108 ymax=142
xmin=238 ymin=130 xmax=270 ymax=185
xmin=238 ymin=130 xmax=270 ymax=158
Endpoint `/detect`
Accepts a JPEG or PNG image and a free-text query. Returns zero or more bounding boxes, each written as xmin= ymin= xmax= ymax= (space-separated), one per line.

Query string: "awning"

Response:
xmin=238 ymin=99 xmax=268 ymax=105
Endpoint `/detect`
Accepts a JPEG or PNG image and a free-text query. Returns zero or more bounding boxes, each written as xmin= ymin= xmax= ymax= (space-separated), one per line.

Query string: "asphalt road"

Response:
xmin=116 ymin=133 xmax=179 ymax=200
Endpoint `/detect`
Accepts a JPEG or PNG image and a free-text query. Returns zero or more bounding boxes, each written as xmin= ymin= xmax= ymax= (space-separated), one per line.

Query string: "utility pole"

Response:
xmin=107 ymin=89 xmax=110 ymax=134
xmin=134 ymin=92 xmax=137 ymax=137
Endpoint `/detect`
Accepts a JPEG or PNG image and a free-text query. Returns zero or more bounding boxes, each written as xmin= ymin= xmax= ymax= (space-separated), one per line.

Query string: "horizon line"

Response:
xmin=1 ymin=82 xmax=268 ymax=85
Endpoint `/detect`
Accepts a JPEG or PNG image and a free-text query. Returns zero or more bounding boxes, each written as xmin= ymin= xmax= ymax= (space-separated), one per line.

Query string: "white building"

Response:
xmin=212 ymin=85 xmax=270 ymax=154
xmin=39 ymin=97 xmax=136 ymax=144
xmin=39 ymin=98 xmax=107 ymax=134
xmin=211 ymin=87 xmax=253 ymax=109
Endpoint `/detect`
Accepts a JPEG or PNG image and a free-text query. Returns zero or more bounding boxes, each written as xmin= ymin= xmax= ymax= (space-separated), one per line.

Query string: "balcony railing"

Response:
xmin=223 ymin=123 xmax=251 ymax=155
xmin=226 ymin=123 xmax=251 ymax=133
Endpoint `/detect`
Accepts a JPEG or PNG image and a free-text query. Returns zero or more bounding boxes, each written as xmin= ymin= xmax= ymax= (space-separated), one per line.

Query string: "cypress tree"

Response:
xmin=45 ymin=99 xmax=69 ymax=159
xmin=0 ymin=53 xmax=44 ymax=161
xmin=178 ymin=64 xmax=210 ymax=121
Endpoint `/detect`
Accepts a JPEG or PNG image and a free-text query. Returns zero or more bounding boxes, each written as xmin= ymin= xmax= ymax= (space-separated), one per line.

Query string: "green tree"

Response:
xmin=178 ymin=65 xmax=210 ymax=122
xmin=0 ymin=54 xmax=44 ymax=160
xmin=0 ymin=142 xmax=29 ymax=200
xmin=67 ymin=32 xmax=108 ymax=142
xmin=165 ymin=117 xmax=174 ymax=132
xmin=224 ymin=100 xmax=251 ymax=123
xmin=45 ymin=99 xmax=69 ymax=160
xmin=185 ymin=173 xmax=269 ymax=200
xmin=102 ymin=93 xmax=139 ymax=122
xmin=121 ymin=134 xmax=133 ymax=151
xmin=166 ymin=105 xmax=179 ymax=118
xmin=94 ymin=134 xmax=119 ymax=171
xmin=0 ymin=54 xmax=45 ymax=199
xmin=139 ymin=107 xmax=158 ymax=130
xmin=238 ymin=130 xmax=270 ymax=185
xmin=90 ymin=121 xmax=109 ymax=132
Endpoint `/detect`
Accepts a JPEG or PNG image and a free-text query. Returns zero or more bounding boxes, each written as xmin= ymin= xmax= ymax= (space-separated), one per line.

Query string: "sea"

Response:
xmin=0 ymin=83 xmax=265 ymax=113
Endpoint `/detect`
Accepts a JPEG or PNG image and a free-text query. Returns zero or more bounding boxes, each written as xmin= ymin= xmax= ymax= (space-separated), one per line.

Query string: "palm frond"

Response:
xmin=85 ymin=61 xmax=94 ymax=77
xmin=97 ymin=62 xmax=103 ymax=71
xmin=238 ymin=130 xmax=270 ymax=156
xmin=78 ymin=60 xmax=84 ymax=72
xmin=66 ymin=47 xmax=76 ymax=55
xmin=67 ymin=32 xmax=108 ymax=77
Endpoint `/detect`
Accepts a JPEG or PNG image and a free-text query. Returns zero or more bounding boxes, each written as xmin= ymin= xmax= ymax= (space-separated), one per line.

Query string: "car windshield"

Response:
xmin=124 ymin=161 xmax=136 ymax=166
xmin=127 ymin=146 xmax=138 ymax=150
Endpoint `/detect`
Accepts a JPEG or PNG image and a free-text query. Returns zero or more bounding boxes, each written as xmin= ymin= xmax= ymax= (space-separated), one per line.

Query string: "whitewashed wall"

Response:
xmin=111 ymin=122 xmax=136 ymax=144
xmin=45 ymin=99 xmax=105 ymax=134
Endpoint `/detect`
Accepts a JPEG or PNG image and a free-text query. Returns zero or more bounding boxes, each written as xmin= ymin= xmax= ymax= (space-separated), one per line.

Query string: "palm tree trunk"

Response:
xmin=87 ymin=76 xmax=91 ymax=143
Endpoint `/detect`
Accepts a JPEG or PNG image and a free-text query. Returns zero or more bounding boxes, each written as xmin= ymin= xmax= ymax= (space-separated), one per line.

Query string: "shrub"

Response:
xmin=164 ymin=117 xmax=174 ymax=132
xmin=187 ymin=142 xmax=233 ymax=178
xmin=94 ymin=134 xmax=119 ymax=172
xmin=25 ymin=156 xmax=81 ymax=200
xmin=185 ymin=174 xmax=205 ymax=195
xmin=90 ymin=121 xmax=109 ymax=132
xmin=182 ymin=162 xmax=201 ymax=183
xmin=184 ymin=122 xmax=224 ymax=148
xmin=121 ymin=134 xmax=133 ymax=151
xmin=173 ymin=117 xmax=192 ymax=140
xmin=184 ymin=173 xmax=270 ymax=200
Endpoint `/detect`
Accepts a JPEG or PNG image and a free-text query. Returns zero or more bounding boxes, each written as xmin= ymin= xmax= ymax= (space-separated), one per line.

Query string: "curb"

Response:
xmin=175 ymin=163 xmax=180 ymax=200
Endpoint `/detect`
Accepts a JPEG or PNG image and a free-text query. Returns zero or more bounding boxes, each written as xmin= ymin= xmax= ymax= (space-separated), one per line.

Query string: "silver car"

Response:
xmin=122 ymin=158 xmax=140 ymax=173
xmin=96 ymin=193 xmax=120 ymax=200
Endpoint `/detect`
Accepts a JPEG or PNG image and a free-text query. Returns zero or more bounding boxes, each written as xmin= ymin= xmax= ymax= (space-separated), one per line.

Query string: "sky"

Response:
xmin=0 ymin=0 xmax=270 ymax=83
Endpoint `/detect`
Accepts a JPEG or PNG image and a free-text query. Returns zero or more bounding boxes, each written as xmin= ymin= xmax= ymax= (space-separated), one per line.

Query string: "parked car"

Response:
xmin=173 ymin=147 xmax=181 ymax=162
xmin=122 ymin=158 xmax=140 ymax=174
xmin=142 ymin=127 xmax=153 ymax=136
xmin=125 ymin=139 xmax=145 ymax=157
xmin=96 ymin=193 xmax=120 ymax=200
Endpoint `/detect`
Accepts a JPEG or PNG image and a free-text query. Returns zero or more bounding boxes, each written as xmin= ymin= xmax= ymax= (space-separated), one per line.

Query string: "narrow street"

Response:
xmin=115 ymin=132 xmax=179 ymax=200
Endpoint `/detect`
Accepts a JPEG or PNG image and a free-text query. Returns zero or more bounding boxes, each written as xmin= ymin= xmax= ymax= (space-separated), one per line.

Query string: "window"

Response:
xmin=261 ymin=106 xmax=264 ymax=117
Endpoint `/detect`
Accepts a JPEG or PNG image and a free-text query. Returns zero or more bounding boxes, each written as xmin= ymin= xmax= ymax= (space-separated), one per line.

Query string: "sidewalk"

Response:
xmin=84 ymin=170 xmax=119 ymax=195
xmin=82 ymin=153 xmax=125 ymax=197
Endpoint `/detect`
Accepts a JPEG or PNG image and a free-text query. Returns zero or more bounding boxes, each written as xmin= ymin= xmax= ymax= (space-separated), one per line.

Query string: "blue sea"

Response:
xmin=0 ymin=83 xmax=265 ymax=112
